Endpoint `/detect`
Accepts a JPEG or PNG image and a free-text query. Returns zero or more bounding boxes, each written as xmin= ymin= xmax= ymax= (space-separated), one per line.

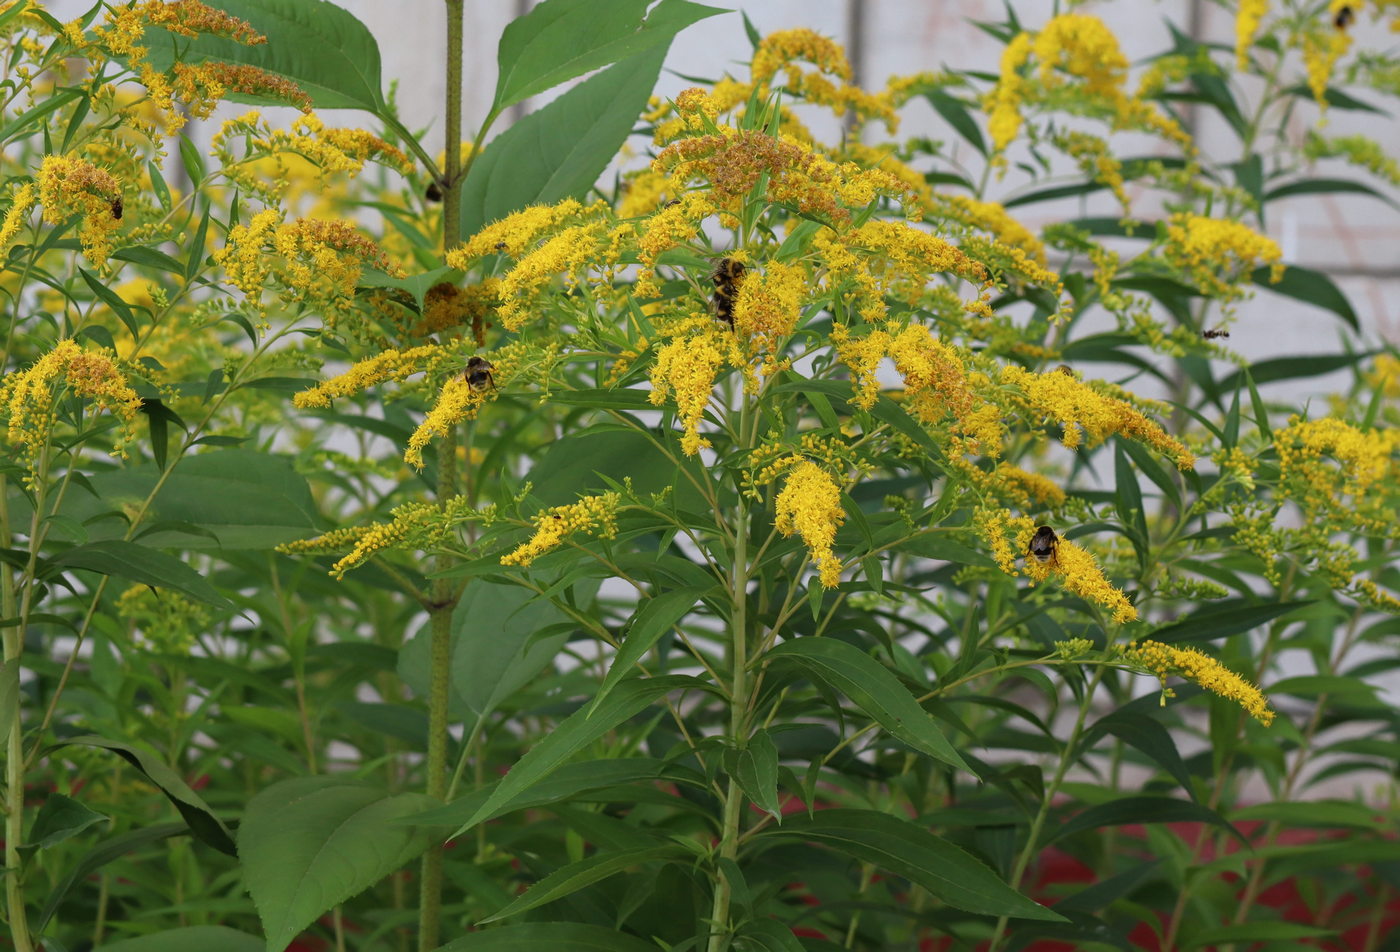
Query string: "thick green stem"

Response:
xmin=706 ymin=399 xmax=753 ymax=952
xmin=418 ymin=3 xmax=465 ymax=949
xmin=1 ymin=483 xmax=31 ymax=951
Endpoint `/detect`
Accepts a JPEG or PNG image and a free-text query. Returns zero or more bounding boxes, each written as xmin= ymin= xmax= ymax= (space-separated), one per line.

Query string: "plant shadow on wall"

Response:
xmin=2 ymin=0 xmax=1400 ymax=951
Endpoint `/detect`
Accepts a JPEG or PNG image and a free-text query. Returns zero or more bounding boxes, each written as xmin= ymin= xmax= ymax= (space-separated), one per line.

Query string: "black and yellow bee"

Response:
xmin=1202 ymin=328 xmax=1230 ymax=340
xmin=1335 ymin=4 xmax=1354 ymax=29
xmin=711 ymin=257 xmax=746 ymax=327
xmin=464 ymin=355 xmax=495 ymax=392
xmin=110 ymin=196 xmax=123 ymax=220
xmin=1028 ymin=525 xmax=1058 ymax=565
xmin=1054 ymin=364 xmax=1075 ymax=376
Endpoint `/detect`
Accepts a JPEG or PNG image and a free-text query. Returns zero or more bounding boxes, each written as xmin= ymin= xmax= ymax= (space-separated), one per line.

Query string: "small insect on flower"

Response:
xmin=1055 ymin=364 xmax=1075 ymax=376
xmin=1202 ymin=327 xmax=1230 ymax=339
xmin=711 ymin=257 xmax=746 ymax=328
xmin=464 ymin=355 xmax=495 ymax=392
xmin=110 ymin=196 xmax=123 ymax=220
xmin=425 ymin=181 xmax=443 ymax=203
xmin=664 ymin=199 xmax=681 ymax=208
xmin=1335 ymin=4 xmax=1354 ymax=29
xmin=1028 ymin=525 xmax=1058 ymax=564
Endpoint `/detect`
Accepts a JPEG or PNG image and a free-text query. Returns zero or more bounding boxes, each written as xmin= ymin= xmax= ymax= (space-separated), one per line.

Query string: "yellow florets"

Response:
xmin=649 ymin=323 xmax=745 ymax=456
xmin=734 ymin=261 xmax=806 ymax=352
xmin=774 ymin=461 xmax=846 ymax=588
xmin=1164 ymin=213 xmax=1284 ymax=298
xmin=1022 ymin=531 xmax=1138 ymax=623
xmin=1121 ymin=640 xmax=1275 ymax=725
xmin=500 ymin=493 xmax=621 ymax=567
xmin=36 ymin=154 xmax=123 ymax=266
xmin=1275 ymin=416 xmax=1400 ymax=531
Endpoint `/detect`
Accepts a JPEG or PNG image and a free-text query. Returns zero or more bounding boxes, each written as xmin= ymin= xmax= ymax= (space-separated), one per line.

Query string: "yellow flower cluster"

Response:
xmin=774 ymin=461 xmax=845 ymax=588
xmin=1001 ymin=364 xmax=1195 ymax=469
xmin=1235 ymin=0 xmax=1269 ymax=69
xmin=1121 ymin=640 xmax=1275 ymax=725
xmin=36 ymin=154 xmax=123 ymax=265
xmin=0 ymin=182 xmax=37 ymax=254
xmin=213 ymin=111 xmax=408 ymax=201
xmin=500 ymin=493 xmax=621 ymax=567
xmin=887 ymin=322 xmax=976 ymax=426
xmin=1163 ymin=213 xmax=1284 ymax=298
xmin=292 ymin=343 xmax=447 ymax=409
xmin=932 ymin=194 xmax=1046 ymax=265
xmin=1303 ymin=28 xmax=1352 ymax=106
xmin=974 ymin=506 xmax=1036 ymax=576
xmin=447 ymin=199 xmax=597 ymax=266
xmin=818 ymin=219 xmax=991 ymax=323
xmin=990 ymin=463 xmax=1067 ymax=510
xmin=749 ymin=28 xmax=897 ymax=130
xmin=1021 ymin=529 xmax=1138 ymax=623
xmin=648 ymin=323 xmax=746 ymax=456
xmin=1275 ymin=416 xmax=1400 ymax=531
xmin=2 ymin=339 xmax=142 ymax=474
xmin=495 ymin=221 xmax=607 ymax=330
xmin=984 ymin=14 xmax=1190 ymax=156
xmin=734 ymin=261 xmax=806 ymax=352
xmin=279 ymin=497 xmax=477 ymax=579
xmin=214 ymin=211 xmax=397 ymax=315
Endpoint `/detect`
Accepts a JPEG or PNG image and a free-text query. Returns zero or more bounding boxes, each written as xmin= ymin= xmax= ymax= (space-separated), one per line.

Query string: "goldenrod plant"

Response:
xmin=1 ymin=1 xmax=1398 ymax=950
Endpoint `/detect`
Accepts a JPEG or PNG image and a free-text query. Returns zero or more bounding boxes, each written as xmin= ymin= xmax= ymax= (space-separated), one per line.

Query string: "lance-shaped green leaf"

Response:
xmin=491 ymin=0 xmax=725 ymax=113
xmin=590 ymin=585 xmax=710 ymax=714
xmin=238 ymin=777 xmax=438 ymax=952
xmin=729 ymin=728 xmax=782 ymax=820
xmin=1045 ymin=795 xmax=1246 ymax=847
xmin=450 ymin=675 xmax=702 ymax=840
xmin=766 ymin=639 xmax=970 ymax=773
xmin=461 ymin=45 xmax=667 ymax=237
xmin=482 ymin=843 xmax=688 ymax=922
xmin=56 ymin=736 xmax=235 ymax=855
xmin=27 ymin=793 xmax=106 ymax=850
xmin=141 ymin=0 xmax=385 ymax=112
xmin=765 ymin=809 xmax=1062 ymax=920
xmin=52 ymin=541 xmax=231 ymax=609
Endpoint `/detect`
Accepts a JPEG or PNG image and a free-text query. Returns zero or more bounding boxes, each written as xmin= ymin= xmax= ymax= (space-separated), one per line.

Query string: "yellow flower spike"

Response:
xmin=1164 ymin=213 xmax=1283 ymax=298
xmin=886 ymin=323 xmax=975 ymax=425
xmin=405 ymin=376 xmax=490 ymax=470
xmin=831 ymin=324 xmax=891 ymax=411
xmin=991 ymin=464 xmax=1066 ymax=509
xmin=648 ymin=326 xmax=732 ymax=456
xmin=496 ymin=221 xmax=607 ymax=331
xmin=446 ymin=198 xmax=592 ymax=265
xmin=36 ymin=155 xmax=123 ymax=266
xmin=975 ymin=507 xmax=1037 ymax=577
xmin=0 ymin=183 xmax=37 ymax=254
xmin=501 ymin=493 xmax=621 ymax=568
xmin=1121 ymin=640 xmax=1275 ymax=726
xmin=3 ymin=339 xmax=142 ymax=476
xmin=1001 ymin=364 xmax=1195 ymax=469
xmin=774 ymin=461 xmax=845 ymax=588
xmin=293 ymin=344 xmax=446 ymax=409
xmin=987 ymin=32 xmax=1033 ymax=153
xmin=733 ymin=261 xmax=806 ymax=353
xmin=1274 ymin=416 xmax=1400 ymax=531
xmin=1235 ymin=0 xmax=1269 ymax=69
xmin=1021 ymin=530 xmax=1138 ymax=623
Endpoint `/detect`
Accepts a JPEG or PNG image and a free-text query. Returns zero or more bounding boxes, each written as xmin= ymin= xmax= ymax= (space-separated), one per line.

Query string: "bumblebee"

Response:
xmin=711 ymin=257 xmax=746 ymax=327
xmin=1202 ymin=328 xmax=1230 ymax=339
xmin=1054 ymin=364 xmax=1075 ymax=376
xmin=1028 ymin=525 xmax=1058 ymax=564
xmin=110 ymin=196 xmax=123 ymax=220
xmin=464 ymin=355 xmax=495 ymax=393
xmin=1335 ymin=4 xmax=1354 ymax=29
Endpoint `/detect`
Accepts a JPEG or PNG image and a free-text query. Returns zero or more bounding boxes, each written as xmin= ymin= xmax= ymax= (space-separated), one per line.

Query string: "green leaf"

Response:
xmin=766 ymin=639 xmax=970 ymax=773
xmin=96 ymin=926 xmax=263 ymax=952
xmin=922 ymin=90 xmax=987 ymax=156
xmin=52 ymin=540 xmax=231 ymax=609
xmin=38 ymin=823 xmax=187 ymax=932
xmin=450 ymin=675 xmax=701 ymax=840
xmin=142 ymin=0 xmax=385 ymax=112
xmin=731 ymin=728 xmax=782 ymax=820
xmin=27 ymin=793 xmax=107 ymax=849
xmin=56 ymin=736 xmax=235 ymax=855
xmin=238 ymin=777 xmax=437 ymax=952
xmin=1184 ymin=923 xmax=1336 ymax=948
xmin=80 ymin=267 xmax=142 ymax=339
xmin=403 ymin=757 xmax=686 ymax=828
xmin=462 ymin=46 xmax=668 ymax=237
xmin=1264 ymin=177 xmax=1400 ymax=211
xmin=1251 ymin=264 xmax=1357 ymax=330
xmin=435 ymin=923 xmax=660 ymax=952
xmin=1088 ymin=711 xmax=1195 ymax=799
xmin=359 ymin=266 xmax=460 ymax=311
xmin=591 ymin=585 xmax=709 ymax=714
xmin=482 ymin=844 xmax=688 ymax=922
xmin=526 ymin=428 xmax=678 ymax=506
xmin=766 ymin=809 xmax=1061 ymax=920
xmin=1149 ymin=599 xmax=1312 ymax=644
xmin=1046 ymin=796 xmax=1245 ymax=847
xmin=1216 ymin=352 xmax=1368 ymax=394
xmin=0 ymin=659 xmax=18 ymax=748
xmin=491 ymin=0 xmax=724 ymax=113
xmin=69 ymin=449 xmax=320 ymax=550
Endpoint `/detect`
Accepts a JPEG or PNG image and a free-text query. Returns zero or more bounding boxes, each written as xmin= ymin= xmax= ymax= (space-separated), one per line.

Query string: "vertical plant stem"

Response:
xmin=418 ymin=3 xmax=465 ymax=949
xmin=0 ymin=480 xmax=32 ymax=952
xmin=706 ymin=403 xmax=752 ymax=952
